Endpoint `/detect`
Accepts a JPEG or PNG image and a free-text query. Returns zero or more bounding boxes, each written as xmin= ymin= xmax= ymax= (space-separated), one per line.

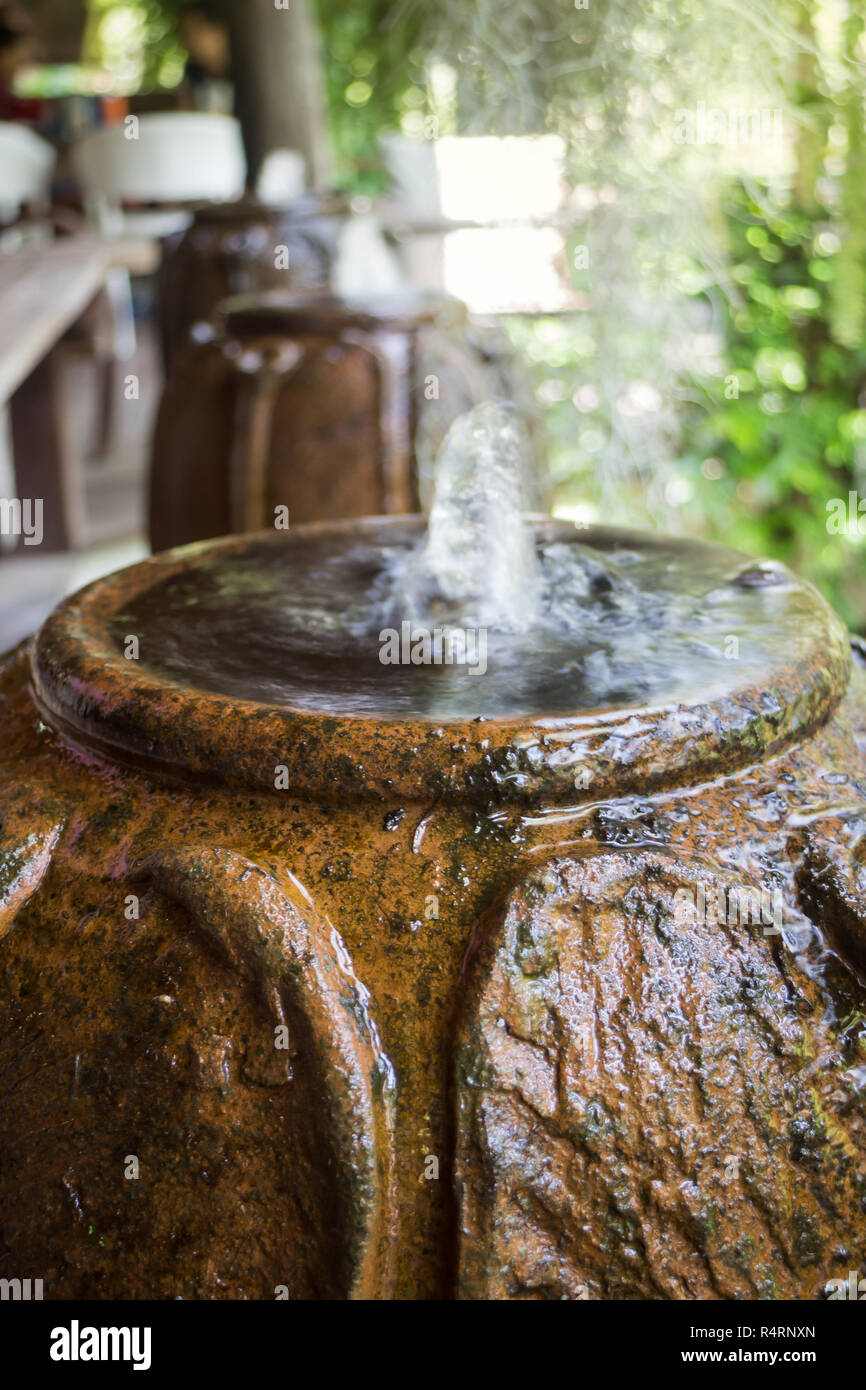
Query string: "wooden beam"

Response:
xmin=9 ymin=346 xmax=85 ymax=553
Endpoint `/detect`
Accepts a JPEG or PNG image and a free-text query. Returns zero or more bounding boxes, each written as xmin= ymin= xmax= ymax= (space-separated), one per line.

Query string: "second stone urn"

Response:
xmin=0 ymin=515 xmax=865 ymax=1299
xmin=148 ymin=291 xmax=516 ymax=552
xmin=157 ymin=194 xmax=353 ymax=370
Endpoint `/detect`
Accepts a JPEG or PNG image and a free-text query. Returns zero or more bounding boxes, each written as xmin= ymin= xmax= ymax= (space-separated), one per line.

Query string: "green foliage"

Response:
xmin=474 ymin=2 xmax=866 ymax=632
xmin=679 ymin=183 xmax=866 ymax=631
xmin=511 ymin=177 xmax=866 ymax=632
xmin=314 ymin=0 xmax=429 ymax=191
xmin=84 ymin=0 xmax=184 ymax=91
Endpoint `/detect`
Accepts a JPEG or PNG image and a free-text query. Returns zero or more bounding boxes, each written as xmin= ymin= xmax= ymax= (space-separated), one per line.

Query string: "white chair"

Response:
xmin=73 ymin=113 xmax=245 ymax=463
xmin=380 ymin=132 xmax=441 ymax=220
xmin=379 ymin=133 xmax=445 ymax=290
xmin=0 ymin=123 xmax=56 ymax=224
xmin=73 ymin=111 xmax=247 ymax=238
xmin=255 ymin=148 xmax=306 ymax=207
xmin=334 ymin=214 xmax=405 ymax=296
xmin=73 ymin=112 xmax=247 ymax=433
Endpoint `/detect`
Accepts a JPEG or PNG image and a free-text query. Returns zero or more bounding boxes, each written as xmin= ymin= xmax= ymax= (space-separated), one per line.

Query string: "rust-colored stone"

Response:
xmin=455 ymin=851 xmax=864 ymax=1299
xmin=0 ymin=520 xmax=865 ymax=1300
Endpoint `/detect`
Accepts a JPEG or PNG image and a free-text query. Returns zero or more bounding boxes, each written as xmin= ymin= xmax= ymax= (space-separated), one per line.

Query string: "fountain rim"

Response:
xmin=216 ymin=289 xmax=467 ymax=339
xmin=30 ymin=516 xmax=853 ymax=806
xmin=185 ymin=192 xmax=352 ymax=226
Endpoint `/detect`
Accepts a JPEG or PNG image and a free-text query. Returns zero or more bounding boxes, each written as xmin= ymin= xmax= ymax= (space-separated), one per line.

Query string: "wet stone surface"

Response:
xmin=0 ymin=520 xmax=865 ymax=1299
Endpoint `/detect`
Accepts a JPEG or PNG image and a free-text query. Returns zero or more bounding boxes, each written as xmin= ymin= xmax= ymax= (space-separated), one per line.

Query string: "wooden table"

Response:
xmin=0 ymin=237 xmax=117 ymax=552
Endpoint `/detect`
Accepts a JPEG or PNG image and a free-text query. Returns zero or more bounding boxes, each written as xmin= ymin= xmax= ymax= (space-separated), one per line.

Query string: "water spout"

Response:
xmin=402 ymin=401 xmax=539 ymax=632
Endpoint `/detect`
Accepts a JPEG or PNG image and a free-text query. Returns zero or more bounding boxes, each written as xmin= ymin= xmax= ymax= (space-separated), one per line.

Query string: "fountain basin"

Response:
xmin=1 ymin=519 xmax=866 ymax=1300
xmin=32 ymin=519 xmax=851 ymax=801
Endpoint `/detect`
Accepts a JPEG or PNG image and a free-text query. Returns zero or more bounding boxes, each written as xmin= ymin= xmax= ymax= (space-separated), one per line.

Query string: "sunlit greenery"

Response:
xmin=516 ymin=179 xmax=866 ymax=630
xmin=82 ymin=0 xmax=183 ymax=93
xmin=16 ymin=0 xmax=182 ymax=95
xmin=680 ymin=184 xmax=866 ymax=628
xmin=315 ymin=1 xmax=429 ymax=190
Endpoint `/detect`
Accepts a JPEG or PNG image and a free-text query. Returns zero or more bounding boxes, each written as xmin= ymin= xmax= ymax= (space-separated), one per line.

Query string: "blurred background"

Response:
xmin=1 ymin=0 xmax=866 ymax=646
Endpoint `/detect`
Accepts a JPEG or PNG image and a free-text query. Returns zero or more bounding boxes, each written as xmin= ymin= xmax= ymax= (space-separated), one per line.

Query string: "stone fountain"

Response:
xmin=1 ymin=404 xmax=864 ymax=1300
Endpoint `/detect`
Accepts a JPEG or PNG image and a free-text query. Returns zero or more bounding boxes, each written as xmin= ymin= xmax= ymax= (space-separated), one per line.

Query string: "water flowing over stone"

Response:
xmin=3 ymin=499 xmax=863 ymax=1301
